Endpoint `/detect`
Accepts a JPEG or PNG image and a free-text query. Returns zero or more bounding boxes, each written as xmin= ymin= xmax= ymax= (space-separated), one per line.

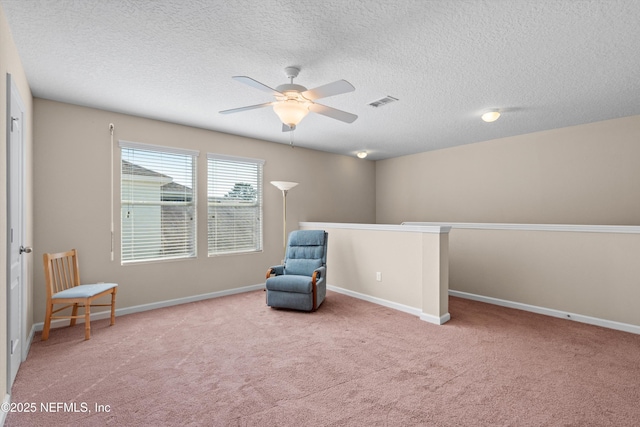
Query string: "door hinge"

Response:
xmin=11 ymin=116 xmax=19 ymax=132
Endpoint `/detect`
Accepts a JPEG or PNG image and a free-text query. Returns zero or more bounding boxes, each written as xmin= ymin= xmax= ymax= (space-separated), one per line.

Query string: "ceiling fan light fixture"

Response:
xmin=481 ymin=109 xmax=501 ymax=123
xmin=221 ymin=67 xmax=357 ymax=131
xmin=273 ymin=99 xmax=310 ymax=127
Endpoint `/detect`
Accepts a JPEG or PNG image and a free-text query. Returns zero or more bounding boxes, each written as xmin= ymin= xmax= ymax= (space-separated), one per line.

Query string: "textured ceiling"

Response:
xmin=3 ymin=0 xmax=640 ymax=160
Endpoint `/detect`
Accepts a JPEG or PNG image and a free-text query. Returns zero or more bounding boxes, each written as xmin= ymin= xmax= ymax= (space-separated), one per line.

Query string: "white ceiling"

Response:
xmin=3 ymin=0 xmax=640 ymax=160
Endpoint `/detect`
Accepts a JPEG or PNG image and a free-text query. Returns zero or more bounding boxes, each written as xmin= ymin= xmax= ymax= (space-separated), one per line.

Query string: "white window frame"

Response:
xmin=120 ymin=140 xmax=199 ymax=264
xmin=207 ymin=153 xmax=265 ymax=256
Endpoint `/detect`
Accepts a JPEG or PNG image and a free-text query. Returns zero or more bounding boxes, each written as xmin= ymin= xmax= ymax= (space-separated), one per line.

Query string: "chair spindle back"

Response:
xmin=44 ymin=249 xmax=81 ymax=297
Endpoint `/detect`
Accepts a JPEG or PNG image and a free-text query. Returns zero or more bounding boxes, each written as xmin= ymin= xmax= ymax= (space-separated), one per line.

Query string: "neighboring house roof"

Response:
xmin=163 ymin=181 xmax=193 ymax=202
xmin=122 ymin=160 xmax=193 ymax=202
xmin=122 ymin=159 xmax=170 ymax=179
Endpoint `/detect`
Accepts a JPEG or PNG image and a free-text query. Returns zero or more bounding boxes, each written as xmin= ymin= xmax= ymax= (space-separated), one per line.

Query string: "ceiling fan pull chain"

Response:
xmin=290 ymin=129 xmax=295 ymax=148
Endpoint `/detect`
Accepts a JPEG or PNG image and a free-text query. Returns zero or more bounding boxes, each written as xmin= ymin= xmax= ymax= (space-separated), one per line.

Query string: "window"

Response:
xmin=120 ymin=141 xmax=198 ymax=263
xmin=207 ymin=153 xmax=264 ymax=256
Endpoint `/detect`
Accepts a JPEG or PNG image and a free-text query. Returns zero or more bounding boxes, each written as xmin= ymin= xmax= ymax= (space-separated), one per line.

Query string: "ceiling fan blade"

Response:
xmin=219 ymin=102 xmax=274 ymax=114
xmin=302 ymin=80 xmax=355 ymax=100
xmin=232 ymin=76 xmax=283 ymax=96
xmin=282 ymin=124 xmax=296 ymax=132
xmin=309 ymin=103 xmax=358 ymax=123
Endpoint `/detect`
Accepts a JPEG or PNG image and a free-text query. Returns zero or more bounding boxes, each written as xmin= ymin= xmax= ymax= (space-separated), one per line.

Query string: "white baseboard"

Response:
xmin=325 ymin=285 xmax=639 ymax=333
xmin=420 ymin=312 xmax=451 ymax=325
xmin=327 ymin=285 xmax=450 ymax=325
xmin=24 ymin=324 xmax=36 ymax=359
xmin=33 ymin=283 xmax=265 ymax=331
xmin=449 ymin=290 xmax=640 ymax=335
xmin=327 ymin=285 xmax=421 ymax=317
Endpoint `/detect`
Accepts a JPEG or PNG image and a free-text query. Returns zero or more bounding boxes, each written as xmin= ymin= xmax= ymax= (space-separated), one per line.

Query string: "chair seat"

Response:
xmin=266 ymin=275 xmax=313 ymax=294
xmin=52 ymin=283 xmax=118 ymax=299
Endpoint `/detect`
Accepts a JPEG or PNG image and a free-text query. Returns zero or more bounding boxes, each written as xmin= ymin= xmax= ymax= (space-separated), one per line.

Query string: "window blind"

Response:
xmin=207 ymin=154 xmax=264 ymax=256
xmin=120 ymin=142 xmax=198 ymax=263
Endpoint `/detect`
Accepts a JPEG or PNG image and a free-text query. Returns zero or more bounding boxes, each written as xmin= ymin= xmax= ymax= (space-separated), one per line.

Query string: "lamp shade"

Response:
xmin=273 ymin=100 xmax=310 ymax=127
xmin=270 ymin=181 xmax=299 ymax=192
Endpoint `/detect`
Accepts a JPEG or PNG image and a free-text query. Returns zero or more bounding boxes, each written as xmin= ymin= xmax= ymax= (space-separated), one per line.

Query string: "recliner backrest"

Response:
xmin=284 ymin=230 xmax=328 ymax=276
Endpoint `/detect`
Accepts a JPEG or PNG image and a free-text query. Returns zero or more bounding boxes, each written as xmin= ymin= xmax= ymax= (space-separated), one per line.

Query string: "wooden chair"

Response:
xmin=42 ymin=249 xmax=118 ymax=340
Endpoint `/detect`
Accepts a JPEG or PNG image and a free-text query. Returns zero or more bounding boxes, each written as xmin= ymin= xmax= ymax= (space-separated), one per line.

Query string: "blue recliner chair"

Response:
xmin=265 ymin=230 xmax=328 ymax=311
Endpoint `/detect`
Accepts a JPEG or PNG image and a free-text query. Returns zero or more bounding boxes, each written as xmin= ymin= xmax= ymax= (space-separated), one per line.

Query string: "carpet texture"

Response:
xmin=5 ymin=291 xmax=640 ymax=426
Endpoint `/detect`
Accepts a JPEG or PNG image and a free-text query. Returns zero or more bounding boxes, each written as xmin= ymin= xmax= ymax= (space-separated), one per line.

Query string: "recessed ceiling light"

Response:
xmin=481 ymin=109 xmax=501 ymax=122
xmin=356 ymin=151 xmax=368 ymax=159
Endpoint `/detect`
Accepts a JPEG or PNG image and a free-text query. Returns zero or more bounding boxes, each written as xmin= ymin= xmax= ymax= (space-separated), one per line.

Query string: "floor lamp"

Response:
xmin=270 ymin=181 xmax=299 ymax=258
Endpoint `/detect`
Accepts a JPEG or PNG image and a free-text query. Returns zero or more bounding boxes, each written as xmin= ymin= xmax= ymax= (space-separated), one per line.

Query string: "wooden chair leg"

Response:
xmin=110 ymin=288 xmax=117 ymax=326
xmin=70 ymin=303 xmax=79 ymax=326
xmin=42 ymin=303 xmax=53 ymax=341
xmin=84 ymin=302 xmax=91 ymax=340
xmin=312 ymin=283 xmax=317 ymax=312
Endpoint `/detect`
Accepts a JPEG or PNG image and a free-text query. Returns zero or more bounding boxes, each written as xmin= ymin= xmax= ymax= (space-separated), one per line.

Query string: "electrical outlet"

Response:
xmin=376 ymin=272 xmax=382 ymax=281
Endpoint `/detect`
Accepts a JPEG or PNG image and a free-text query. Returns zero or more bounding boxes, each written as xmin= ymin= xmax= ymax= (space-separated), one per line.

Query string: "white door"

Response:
xmin=7 ymin=74 xmax=28 ymax=388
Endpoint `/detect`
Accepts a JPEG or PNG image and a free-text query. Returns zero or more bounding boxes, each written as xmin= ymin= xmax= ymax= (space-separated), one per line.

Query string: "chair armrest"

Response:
xmin=312 ymin=266 xmax=326 ymax=285
xmin=266 ymin=265 xmax=285 ymax=279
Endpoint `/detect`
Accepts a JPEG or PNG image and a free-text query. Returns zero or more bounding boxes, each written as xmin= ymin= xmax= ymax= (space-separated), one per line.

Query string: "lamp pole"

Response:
xmin=270 ymin=181 xmax=299 ymax=258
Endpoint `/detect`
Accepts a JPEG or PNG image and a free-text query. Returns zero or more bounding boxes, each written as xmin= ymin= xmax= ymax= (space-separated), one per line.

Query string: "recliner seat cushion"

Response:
xmin=266 ymin=275 xmax=313 ymax=294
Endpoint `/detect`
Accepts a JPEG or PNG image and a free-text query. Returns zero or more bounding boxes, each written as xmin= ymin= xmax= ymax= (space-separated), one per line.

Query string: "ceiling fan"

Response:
xmin=219 ymin=66 xmax=358 ymax=132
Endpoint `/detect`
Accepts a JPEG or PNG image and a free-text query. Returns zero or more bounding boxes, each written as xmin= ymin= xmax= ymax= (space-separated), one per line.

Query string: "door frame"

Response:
xmin=6 ymin=72 xmax=27 ymax=389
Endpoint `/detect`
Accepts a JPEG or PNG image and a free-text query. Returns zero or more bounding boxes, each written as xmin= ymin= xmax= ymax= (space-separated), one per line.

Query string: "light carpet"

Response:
xmin=6 ymin=290 xmax=640 ymax=426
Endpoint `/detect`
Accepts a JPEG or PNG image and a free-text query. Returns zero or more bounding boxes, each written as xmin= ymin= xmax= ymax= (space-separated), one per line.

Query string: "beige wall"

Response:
xmin=377 ymin=116 xmax=640 ymax=331
xmin=376 ymin=115 xmax=640 ymax=225
xmin=447 ymin=227 xmax=640 ymax=327
xmin=1 ymin=3 xmax=34 ymax=407
xmin=32 ymin=99 xmax=376 ymax=323
xmin=300 ymin=223 xmax=450 ymax=323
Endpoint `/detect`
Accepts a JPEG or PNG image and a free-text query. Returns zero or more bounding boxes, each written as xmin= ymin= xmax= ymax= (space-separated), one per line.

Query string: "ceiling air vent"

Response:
xmin=368 ymin=96 xmax=398 ymax=108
